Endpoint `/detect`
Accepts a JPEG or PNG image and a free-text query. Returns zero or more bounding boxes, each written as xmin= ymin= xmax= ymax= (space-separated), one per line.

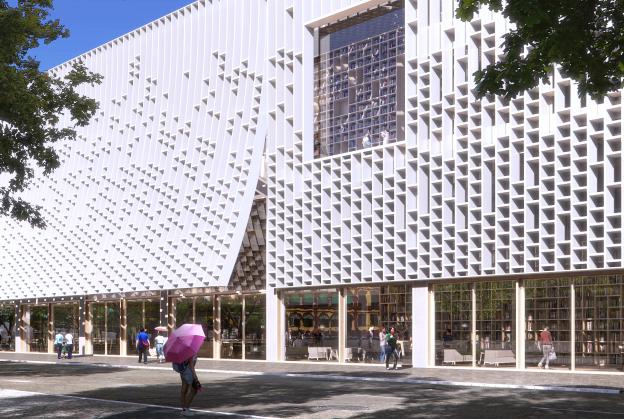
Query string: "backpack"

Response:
xmin=172 ymin=361 xmax=187 ymax=373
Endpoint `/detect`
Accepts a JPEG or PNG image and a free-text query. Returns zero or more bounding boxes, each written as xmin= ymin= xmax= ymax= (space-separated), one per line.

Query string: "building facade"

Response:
xmin=1 ymin=0 xmax=624 ymax=373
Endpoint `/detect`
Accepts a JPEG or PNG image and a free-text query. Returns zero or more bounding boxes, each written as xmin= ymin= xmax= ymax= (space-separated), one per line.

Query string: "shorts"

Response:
xmin=180 ymin=367 xmax=194 ymax=385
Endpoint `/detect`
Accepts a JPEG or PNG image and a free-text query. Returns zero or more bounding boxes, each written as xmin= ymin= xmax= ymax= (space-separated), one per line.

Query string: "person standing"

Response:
xmin=385 ymin=327 xmax=399 ymax=370
xmin=64 ymin=331 xmax=74 ymax=359
xmin=378 ymin=326 xmax=387 ymax=362
xmin=54 ymin=331 xmax=64 ymax=359
xmin=136 ymin=328 xmax=150 ymax=364
xmin=538 ymin=326 xmax=553 ymax=369
xmin=154 ymin=332 xmax=166 ymax=363
xmin=174 ymin=355 xmax=199 ymax=416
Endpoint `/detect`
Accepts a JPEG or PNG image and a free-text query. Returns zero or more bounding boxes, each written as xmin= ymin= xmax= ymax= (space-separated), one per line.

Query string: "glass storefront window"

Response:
xmin=434 ymin=284 xmax=472 ymax=366
xmin=126 ymin=301 xmax=143 ymax=355
xmin=245 ymin=294 xmax=266 ymax=360
xmin=144 ymin=301 xmax=160 ymax=339
xmin=380 ymin=284 xmax=412 ymax=362
xmin=346 ymin=288 xmax=381 ymax=363
xmin=284 ymin=289 xmax=338 ymax=362
xmin=476 ymin=281 xmax=516 ymax=367
xmin=53 ymin=304 xmax=79 ymax=338
xmin=220 ymin=295 xmax=242 ymax=359
xmin=107 ymin=303 xmax=121 ymax=355
xmin=195 ymin=297 xmax=214 ymax=358
xmin=175 ymin=298 xmax=194 ymax=327
xmin=0 ymin=305 xmax=15 ymax=351
xmin=575 ymin=275 xmax=623 ymax=370
xmin=28 ymin=306 xmax=49 ymax=352
xmin=525 ymin=279 xmax=570 ymax=370
xmin=91 ymin=303 xmax=106 ymax=355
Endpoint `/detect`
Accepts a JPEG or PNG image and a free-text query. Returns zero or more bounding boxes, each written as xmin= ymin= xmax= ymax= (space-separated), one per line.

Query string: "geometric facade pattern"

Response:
xmin=267 ymin=0 xmax=624 ymax=289
xmin=229 ymin=199 xmax=266 ymax=292
xmin=0 ymin=0 xmax=268 ymax=299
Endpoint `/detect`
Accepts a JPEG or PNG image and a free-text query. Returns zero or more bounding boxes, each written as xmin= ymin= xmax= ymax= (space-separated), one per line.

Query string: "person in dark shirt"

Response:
xmin=136 ymin=328 xmax=150 ymax=364
xmin=385 ymin=327 xmax=399 ymax=370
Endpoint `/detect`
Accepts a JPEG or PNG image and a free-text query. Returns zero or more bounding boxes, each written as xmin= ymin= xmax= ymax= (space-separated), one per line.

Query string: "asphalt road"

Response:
xmin=0 ymin=361 xmax=623 ymax=418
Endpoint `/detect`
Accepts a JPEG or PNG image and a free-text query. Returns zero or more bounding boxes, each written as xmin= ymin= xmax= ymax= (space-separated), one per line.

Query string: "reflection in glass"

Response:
xmin=107 ymin=302 xmax=121 ymax=355
xmin=91 ymin=303 xmax=106 ymax=355
xmin=284 ymin=290 xmax=338 ymax=362
xmin=0 ymin=305 xmax=16 ymax=351
xmin=144 ymin=301 xmax=160 ymax=339
xmin=346 ymin=288 xmax=381 ymax=363
xmin=220 ymin=295 xmax=242 ymax=359
xmin=245 ymin=294 xmax=265 ymax=360
xmin=380 ymin=284 xmax=412 ymax=361
xmin=476 ymin=281 xmax=515 ymax=367
xmin=195 ymin=297 xmax=213 ymax=358
xmin=434 ymin=284 xmax=472 ymax=366
xmin=175 ymin=298 xmax=194 ymax=327
xmin=525 ymin=279 xmax=570 ymax=369
xmin=53 ymin=304 xmax=79 ymax=337
xmin=126 ymin=301 xmax=143 ymax=355
xmin=28 ymin=306 xmax=49 ymax=352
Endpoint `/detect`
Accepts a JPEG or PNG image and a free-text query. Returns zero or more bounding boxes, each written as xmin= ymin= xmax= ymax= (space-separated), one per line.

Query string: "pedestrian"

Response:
xmin=136 ymin=327 xmax=150 ymax=364
xmin=64 ymin=331 xmax=74 ymax=359
xmin=54 ymin=331 xmax=64 ymax=359
xmin=378 ymin=326 xmax=387 ymax=362
xmin=385 ymin=326 xmax=399 ymax=370
xmin=154 ymin=332 xmax=166 ymax=363
xmin=173 ymin=355 xmax=200 ymax=416
xmin=537 ymin=326 xmax=553 ymax=369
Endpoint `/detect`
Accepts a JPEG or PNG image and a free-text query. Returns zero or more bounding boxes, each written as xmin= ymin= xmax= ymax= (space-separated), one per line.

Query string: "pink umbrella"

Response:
xmin=154 ymin=326 xmax=168 ymax=332
xmin=163 ymin=323 xmax=205 ymax=363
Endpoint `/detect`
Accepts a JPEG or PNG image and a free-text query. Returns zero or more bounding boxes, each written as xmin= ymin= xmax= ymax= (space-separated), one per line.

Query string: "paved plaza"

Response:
xmin=0 ymin=354 xmax=623 ymax=418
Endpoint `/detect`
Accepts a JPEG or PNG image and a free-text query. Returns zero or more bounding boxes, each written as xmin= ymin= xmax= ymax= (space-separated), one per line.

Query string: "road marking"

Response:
xmin=2 ymin=379 xmax=31 ymax=383
xmin=534 ymin=406 xmax=624 ymax=416
xmin=0 ymin=389 xmax=277 ymax=418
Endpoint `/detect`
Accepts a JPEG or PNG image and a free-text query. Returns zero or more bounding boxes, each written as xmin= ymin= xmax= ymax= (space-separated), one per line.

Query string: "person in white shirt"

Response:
xmin=64 ymin=332 xmax=74 ymax=359
xmin=54 ymin=331 xmax=64 ymax=359
xmin=154 ymin=333 xmax=167 ymax=363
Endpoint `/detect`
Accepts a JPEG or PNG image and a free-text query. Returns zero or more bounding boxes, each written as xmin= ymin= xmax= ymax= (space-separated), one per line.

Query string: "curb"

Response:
xmin=0 ymin=358 xmax=621 ymax=395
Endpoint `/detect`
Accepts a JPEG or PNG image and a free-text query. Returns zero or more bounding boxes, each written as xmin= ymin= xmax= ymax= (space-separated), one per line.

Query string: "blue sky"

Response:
xmin=29 ymin=0 xmax=196 ymax=70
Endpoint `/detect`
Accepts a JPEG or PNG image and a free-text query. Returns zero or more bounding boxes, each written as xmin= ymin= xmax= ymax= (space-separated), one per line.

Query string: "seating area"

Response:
xmin=307 ymin=346 xmax=333 ymax=360
xmin=442 ymin=349 xmax=471 ymax=365
xmin=482 ymin=349 xmax=516 ymax=367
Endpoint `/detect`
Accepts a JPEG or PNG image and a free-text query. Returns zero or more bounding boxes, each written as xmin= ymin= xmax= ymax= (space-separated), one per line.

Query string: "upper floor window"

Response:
xmin=314 ymin=1 xmax=405 ymax=158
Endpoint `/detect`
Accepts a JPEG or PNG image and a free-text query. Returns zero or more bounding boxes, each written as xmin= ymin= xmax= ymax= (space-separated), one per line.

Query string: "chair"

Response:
xmin=482 ymin=349 xmax=516 ymax=366
xmin=442 ymin=349 xmax=471 ymax=365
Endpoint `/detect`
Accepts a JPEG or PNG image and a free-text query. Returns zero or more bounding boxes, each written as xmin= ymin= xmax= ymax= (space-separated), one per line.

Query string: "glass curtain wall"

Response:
xmin=0 ymin=305 xmax=15 ymax=351
xmin=91 ymin=303 xmax=106 ymax=355
xmin=346 ymin=287 xmax=381 ymax=363
xmin=107 ymin=303 xmax=121 ymax=355
xmin=28 ymin=306 xmax=49 ymax=352
xmin=434 ymin=284 xmax=472 ymax=366
xmin=476 ymin=281 xmax=516 ymax=367
xmin=220 ymin=295 xmax=243 ymax=359
xmin=525 ymin=279 xmax=571 ymax=369
xmin=195 ymin=297 xmax=214 ymax=358
xmin=53 ymin=304 xmax=79 ymax=337
xmin=244 ymin=294 xmax=266 ymax=360
xmin=380 ymin=284 xmax=412 ymax=362
xmin=126 ymin=301 xmax=143 ymax=355
xmin=575 ymin=275 xmax=624 ymax=370
xmin=174 ymin=298 xmax=194 ymax=326
xmin=144 ymin=301 xmax=160 ymax=337
xmin=284 ymin=289 xmax=339 ymax=362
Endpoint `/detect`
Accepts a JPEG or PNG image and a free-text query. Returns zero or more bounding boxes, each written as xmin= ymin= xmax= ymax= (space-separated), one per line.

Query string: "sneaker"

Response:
xmin=386 ymin=367 xmax=390 ymax=370
xmin=545 ymin=365 xmax=550 ymax=369
xmin=537 ymin=363 xmax=542 ymax=368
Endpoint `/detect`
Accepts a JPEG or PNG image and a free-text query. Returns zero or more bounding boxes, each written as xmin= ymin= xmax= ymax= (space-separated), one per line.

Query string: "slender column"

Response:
xmin=167 ymin=296 xmax=175 ymax=330
xmin=471 ymin=283 xmax=476 ymax=368
xmin=411 ymin=285 xmax=429 ymax=368
xmin=265 ymin=289 xmax=282 ymax=362
xmin=516 ymin=280 xmax=526 ymax=369
xmin=120 ymin=298 xmax=127 ymax=356
xmin=338 ymin=288 xmax=347 ymax=363
xmin=213 ymin=295 xmax=221 ymax=359
xmin=159 ymin=291 xmax=168 ymax=328
xmin=47 ymin=303 xmax=54 ymax=354
xmin=79 ymin=298 xmax=86 ymax=355
xmin=241 ymin=296 xmax=247 ymax=360
xmin=570 ymin=282 xmax=576 ymax=371
xmin=20 ymin=305 xmax=30 ymax=352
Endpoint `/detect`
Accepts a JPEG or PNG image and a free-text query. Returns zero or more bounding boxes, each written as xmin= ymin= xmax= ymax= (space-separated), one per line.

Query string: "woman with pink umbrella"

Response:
xmin=164 ymin=324 xmax=205 ymax=416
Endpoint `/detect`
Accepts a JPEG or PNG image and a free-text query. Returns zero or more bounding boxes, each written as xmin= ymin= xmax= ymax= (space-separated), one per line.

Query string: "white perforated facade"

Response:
xmin=1 ymin=0 xmax=623 ymax=370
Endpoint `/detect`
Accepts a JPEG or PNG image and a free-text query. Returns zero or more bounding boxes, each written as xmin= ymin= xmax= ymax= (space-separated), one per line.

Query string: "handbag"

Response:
xmin=548 ymin=350 xmax=557 ymax=361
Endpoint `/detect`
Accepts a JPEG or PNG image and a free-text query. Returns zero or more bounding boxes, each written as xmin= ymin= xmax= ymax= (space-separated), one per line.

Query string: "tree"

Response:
xmin=0 ymin=0 xmax=102 ymax=228
xmin=456 ymin=0 xmax=624 ymax=99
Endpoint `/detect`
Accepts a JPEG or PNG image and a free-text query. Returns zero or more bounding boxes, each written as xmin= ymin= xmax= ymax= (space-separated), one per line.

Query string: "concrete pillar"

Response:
xmin=167 ymin=296 xmax=175 ymax=330
xmin=265 ymin=289 xmax=282 ymax=362
xmin=412 ymin=285 xmax=430 ymax=368
xmin=120 ymin=298 xmax=127 ymax=356
xmin=213 ymin=295 xmax=221 ymax=359
xmin=84 ymin=301 xmax=93 ymax=355
xmin=516 ymin=280 xmax=526 ymax=369
xmin=48 ymin=303 xmax=54 ymax=354
xmin=570 ymin=282 xmax=576 ymax=371
xmin=79 ymin=298 xmax=86 ymax=356
xmin=20 ymin=305 xmax=29 ymax=353
xmin=13 ymin=302 xmax=21 ymax=353
xmin=471 ymin=283 xmax=477 ymax=367
xmin=159 ymin=291 xmax=168 ymax=328
xmin=338 ymin=289 xmax=346 ymax=363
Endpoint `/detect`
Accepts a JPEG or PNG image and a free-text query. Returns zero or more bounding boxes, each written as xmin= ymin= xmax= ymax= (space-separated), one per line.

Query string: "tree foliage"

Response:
xmin=0 ymin=0 xmax=102 ymax=228
xmin=456 ymin=0 xmax=624 ymax=99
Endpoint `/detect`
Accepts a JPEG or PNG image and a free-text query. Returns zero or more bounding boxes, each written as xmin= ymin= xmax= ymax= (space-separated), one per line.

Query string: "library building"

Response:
xmin=2 ymin=0 xmax=624 ymax=374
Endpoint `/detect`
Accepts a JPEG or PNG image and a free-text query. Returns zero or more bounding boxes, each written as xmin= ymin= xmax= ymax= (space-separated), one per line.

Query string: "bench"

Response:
xmin=482 ymin=349 xmax=516 ymax=367
xmin=307 ymin=346 xmax=331 ymax=360
xmin=443 ymin=348 xmax=471 ymax=365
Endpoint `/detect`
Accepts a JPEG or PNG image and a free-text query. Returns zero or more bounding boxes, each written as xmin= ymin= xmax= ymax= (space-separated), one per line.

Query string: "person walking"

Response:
xmin=385 ymin=326 xmax=399 ymax=370
xmin=174 ymin=355 xmax=200 ymax=416
xmin=54 ymin=331 xmax=64 ymax=359
xmin=378 ymin=326 xmax=387 ymax=362
xmin=154 ymin=332 xmax=166 ymax=363
xmin=537 ymin=326 xmax=553 ymax=369
xmin=136 ymin=328 xmax=150 ymax=364
xmin=64 ymin=331 xmax=74 ymax=359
